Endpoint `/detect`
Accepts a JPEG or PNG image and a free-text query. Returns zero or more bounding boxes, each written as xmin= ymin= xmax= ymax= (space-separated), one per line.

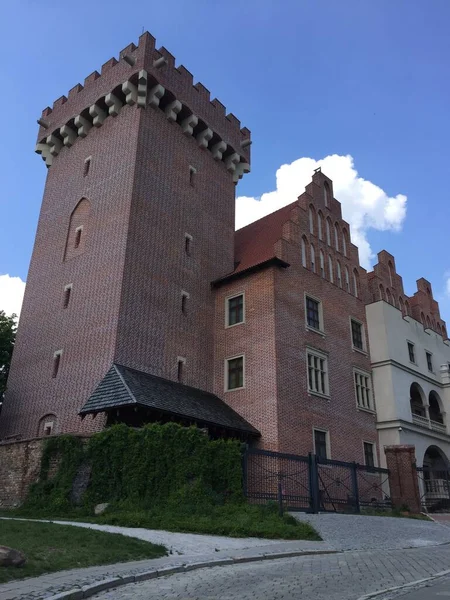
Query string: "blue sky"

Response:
xmin=1 ymin=0 xmax=449 ymax=318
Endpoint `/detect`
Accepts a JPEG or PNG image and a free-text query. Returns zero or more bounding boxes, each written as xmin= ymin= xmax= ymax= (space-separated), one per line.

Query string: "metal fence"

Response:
xmin=243 ymin=448 xmax=392 ymax=514
xmin=417 ymin=467 xmax=450 ymax=513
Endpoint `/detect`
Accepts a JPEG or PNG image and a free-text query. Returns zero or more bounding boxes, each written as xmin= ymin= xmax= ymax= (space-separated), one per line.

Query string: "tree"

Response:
xmin=0 ymin=311 xmax=17 ymax=402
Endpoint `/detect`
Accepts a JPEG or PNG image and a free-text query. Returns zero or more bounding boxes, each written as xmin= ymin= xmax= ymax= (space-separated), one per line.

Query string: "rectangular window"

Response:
xmin=226 ymin=294 xmax=244 ymax=327
xmin=354 ymin=370 xmax=373 ymax=410
xmin=307 ymin=349 xmax=328 ymax=396
xmin=185 ymin=233 xmax=192 ymax=256
xmin=306 ymin=296 xmax=322 ymax=331
xmin=351 ymin=319 xmax=364 ymax=350
xmin=44 ymin=421 xmax=54 ymax=436
xmin=181 ymin=291 xmax=189 ymax=315
xmin=426 ymin=351 xmax=433 ymax=372
xmin=364 ymin=442 xmax=375 ymax=467
xmin=226 ymin=356 xmax=244 ymax=390
xmin=408 ymin=342 xmax=415 ymax=363
xmin=314 ymin=429 xmax=329 ymax=459
xmin=52 ymin=351 xmax=62 ymax=379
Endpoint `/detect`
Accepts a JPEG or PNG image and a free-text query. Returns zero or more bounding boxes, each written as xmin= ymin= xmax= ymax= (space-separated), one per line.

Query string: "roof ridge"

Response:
xmin=112 ymin=364 xmax=137 ymax=404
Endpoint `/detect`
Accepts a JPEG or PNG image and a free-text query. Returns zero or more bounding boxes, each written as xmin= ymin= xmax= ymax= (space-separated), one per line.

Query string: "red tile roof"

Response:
xmin=234 ymin=201 xmax=297 ymax=273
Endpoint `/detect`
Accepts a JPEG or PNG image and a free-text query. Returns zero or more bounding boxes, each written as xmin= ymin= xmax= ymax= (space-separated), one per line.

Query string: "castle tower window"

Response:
xmin=181 ymin=291 xmax=189 ymax=314
xmin=336 ymin=260 xmax=342 ymax=288
xmin=83 ymin=156 xmax=91 ymax=177
xmin=353 ymin=269 xmax=359 ymax=298
xmin=177 ymin=357 xmax=186 ymax=382
xmin=52 ymin=350 xmax=62 ymax=379
xmin=334 ymin=223 xmax=340 ymax=252
xmin=310 ymin=244 xmax=316 ymax=273
xmin=74 ymin=226 xmax=83 ymax=249
xmin=345 ymin=266 xmax=350 ymax=292
xmin=301 ymin=237 xmax=307 ymax=268
xmin=324 ymin=182 xmax=330 ymax=207
xmin=226 ymin=293 xmax=244 ymax=327
xmin=328 ymin=256 xmax=334 ymax=283
xmin=184 ymin=233 xmax=193 ymax=256
xmin=189 ymin=165 xmax=197 ymax=185
xmin=226 ymin=355 xmax=244 ymax=390
xmin=342 ymin=229 xmax=348 ymax=257
xmin=309 ymin=206 xmax=315 ymax=235
xmin=63 ymin=284 xmax=72 ymax=309
xmin=317 ymin=211 xmax=324 ymax=240
xmin=326 ymin=218 xmax=332 ymax=246
xmin=320 ymin=251 xmax=325 ymax=278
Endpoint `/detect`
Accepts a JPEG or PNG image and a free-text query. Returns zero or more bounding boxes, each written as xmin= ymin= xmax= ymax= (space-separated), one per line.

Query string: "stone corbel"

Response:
xmin=35 ymin=142 xmax=52 ymax=166
xmin=181 ymin=114 xmax=198 ymax=136
xmin=105 ymin=93 xmax=123 ymax=117
xmin=46 ymin=134 xmax=63 ymax=157
xmin=225 ymin=152 xmax=240 ymax=173
xmin=74 ymin=115 xmax=92 ymax=138
xmin=60 ymin=125 xmax=77 ymax=147
xmin=137 ymin=70 xmax=148 ymax=108
xmin=148 ymin=84 xmax=165 ymax=109
xmin=165 ymin=99 xmax=182 ymax=122
xmin=89 ymin=103 xmax=107 ymax=127
xmin=211 ymin=141 xmax=227 ymax=161
xmin=233 ymin=162 xmax=251 ymax=183
xmin=122 ymin=80 xmax=137 ymax=106
xmin=196 ymin=127 xmax=213 ymax=149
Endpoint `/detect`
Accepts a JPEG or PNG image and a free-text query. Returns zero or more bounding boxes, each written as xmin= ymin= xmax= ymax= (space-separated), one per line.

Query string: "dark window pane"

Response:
xmin=408 ymin=343 xmax=415 ymax=363
xmin=306 ymin=297 xmax=320 ymax=330
xmin=314 ymin=430 xmax=328 ymax=459
xmin=351 ymin=320 xmax=363 ymax=349
xmin=426 ymin=352 xmax=433 ymax=372
xmin=228 ymin=357 xmax=243 ymax=389
xmin=228 ymin=295 xmax=244 ymax=326
xmin=364 ymin=442 xmax=375 ymax=467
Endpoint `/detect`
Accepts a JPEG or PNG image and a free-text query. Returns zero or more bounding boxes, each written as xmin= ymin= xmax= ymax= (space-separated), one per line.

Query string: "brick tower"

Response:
xmin=0 ymin=33 xmax=251 ymax=439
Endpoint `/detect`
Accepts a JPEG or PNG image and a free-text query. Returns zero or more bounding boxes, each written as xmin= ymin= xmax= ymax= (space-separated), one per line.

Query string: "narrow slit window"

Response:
xmin=74 ymin=227 xmax=82 ymax=249
xmin=181 ymin=292 xmax=189 ymax=315
xmin=63 ymin=285 xmax=72 ymax=309
xmin=177 ymin=358 xmax=185 ymax=382
xmin=189 ymin=165 xmax=197 ymax=185
xmin=185 ymin=234 xmax=192 ymax=256
xmin=52 ymin=352 xmax=62 ymax=379
xmin=83 ymin=157 xmax=91 ymax=177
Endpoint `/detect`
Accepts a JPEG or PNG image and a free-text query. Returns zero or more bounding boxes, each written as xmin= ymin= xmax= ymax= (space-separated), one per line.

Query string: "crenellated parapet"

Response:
xmin=35 ymin=32 xmax=251 ymax=182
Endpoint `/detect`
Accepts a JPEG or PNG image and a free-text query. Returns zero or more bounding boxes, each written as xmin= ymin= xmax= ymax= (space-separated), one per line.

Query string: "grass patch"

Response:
xmin=0 ymin=519 xmax=166 ymax=583
xmin=0 ymin=502 xmax=320 ymax=541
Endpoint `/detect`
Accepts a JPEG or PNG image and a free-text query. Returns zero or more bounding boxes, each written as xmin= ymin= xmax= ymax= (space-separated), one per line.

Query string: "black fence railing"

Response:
xmin=243 ymin=448 xmax=392 ymax=514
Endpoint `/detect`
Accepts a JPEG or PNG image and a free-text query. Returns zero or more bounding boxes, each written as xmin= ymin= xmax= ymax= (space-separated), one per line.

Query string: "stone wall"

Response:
xmin=0 ymin=437 xmax=45 ymax=508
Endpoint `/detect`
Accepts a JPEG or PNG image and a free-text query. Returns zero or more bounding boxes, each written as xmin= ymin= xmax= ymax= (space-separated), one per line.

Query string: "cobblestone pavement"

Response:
xmin=92 ymin=545 xmax=450 ymax=600
xmin=376 ymin=573 xmax=450 ymax=599
xmin=294 ymin=513 xmax=450 ymax=550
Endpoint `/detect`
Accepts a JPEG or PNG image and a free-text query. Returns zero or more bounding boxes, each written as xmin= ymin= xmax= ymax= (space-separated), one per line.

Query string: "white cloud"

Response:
xmin=236 ymin=154 xmax=407 ymax=269
xmin=0 ymin=274 xmax=26 ymax=318
xmin=445 ymin=275 xmax=450 ymax=298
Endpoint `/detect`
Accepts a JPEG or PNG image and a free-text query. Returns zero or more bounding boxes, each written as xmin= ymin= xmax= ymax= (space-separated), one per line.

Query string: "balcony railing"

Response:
xmin=412 ymin=413 xmax=447 ymax=434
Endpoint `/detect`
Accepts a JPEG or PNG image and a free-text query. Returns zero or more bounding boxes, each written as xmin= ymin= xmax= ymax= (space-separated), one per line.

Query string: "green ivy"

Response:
xmin=25 ymin=424 xmax=244 ymax=512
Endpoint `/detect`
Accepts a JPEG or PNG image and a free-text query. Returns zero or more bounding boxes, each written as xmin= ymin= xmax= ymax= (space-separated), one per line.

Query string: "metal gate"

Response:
xmin=243 ymin=448 xmax=392 ymax=513
xmin=417 ymin=467 xmax=450 ymax=512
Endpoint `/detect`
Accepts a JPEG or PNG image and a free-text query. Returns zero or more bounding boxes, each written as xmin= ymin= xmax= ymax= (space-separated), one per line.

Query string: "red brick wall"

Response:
xmin=385 ymin=445 xmax=421 ymax=513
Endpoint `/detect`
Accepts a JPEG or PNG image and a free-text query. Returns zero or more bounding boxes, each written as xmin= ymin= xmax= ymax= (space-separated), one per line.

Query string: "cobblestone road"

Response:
xmin=93 ymin=545 xmax=450 ymax=600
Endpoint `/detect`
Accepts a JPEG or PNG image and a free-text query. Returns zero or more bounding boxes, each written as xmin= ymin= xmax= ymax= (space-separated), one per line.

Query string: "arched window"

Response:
xmin=353 ymin=269 xmax=359 ymax=298
xmin=328 ymin=256 xmax=334 ymax=283
xmin=317 ymin=211 xmax=324 ymax=240
xmin=301 ymin=236 xmax=307 ymax=267
xmin=386 ymin=288 xmax=392 ymax=305
xmin=326 ymin=218 xmax=332 ymax=246
xmin=64 ymin=198 xmax=91 ymax=261
xmin=410 ymin=383 xmax=426 ymax=418
xmin=309 ymin=206 xmax=315 ymax=235
xmin=336 ymin=261 xmax=342 ymax=288
xmin=429 ymin=391 xmax=444 ymax=424
xmin=38 ymin=413 xmax=57 ymax=437
xmin=324 ymin=181 xmax=330 ymax=207
xmin=388 ymin=261 xmax=394 ymax=287
xmin=379 ymin=284 xmax=385 ymax=301
xmin=399 ymin=296 xmax=405 ymax=316
xmin=405 ymin=299 xmax=410 ymax=316
xmin=426 ymin=315 xmax=432 ymax=329
xmin=334 ymin=223 xmax=340 ymax=251
xmin=345 ymin=266 xmax=350 ymax=292
xmin=310 ymin=244 xmax=316 ymax=273
xmin=320 ymin=250 xmax=325 ymax=278
xmin=342 ymin=228 xmax=348 ymax=257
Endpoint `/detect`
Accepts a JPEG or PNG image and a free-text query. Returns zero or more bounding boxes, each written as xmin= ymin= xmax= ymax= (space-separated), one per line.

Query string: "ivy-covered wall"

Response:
xmin=25 ymin=423 xmax=244 ymax=512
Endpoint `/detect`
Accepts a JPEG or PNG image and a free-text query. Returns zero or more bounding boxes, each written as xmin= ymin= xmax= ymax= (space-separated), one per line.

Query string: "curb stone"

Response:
xmin=357 ymin=568 xmax=450 ymax=600
xmin=45 ymin=549 xmax=340 ymax=600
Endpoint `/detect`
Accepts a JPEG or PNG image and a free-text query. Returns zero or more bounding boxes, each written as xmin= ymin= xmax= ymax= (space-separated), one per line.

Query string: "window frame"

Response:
xmin=363 ymin=441 xmax=377 ymax=468
xmin=306 ymin=347 xmax=330 ymax=398
xmin=313 ymin=428 xmax=330 ymax=459
xmin=354 ymin=368 xmax=375 ymax=412
xmin=425 ymin=350 xmax=433 ymax=373
xmin=225 ymin=292 xmax=245 ymax=328
xmin=350 ymin=317 xmax=366 ymax=354
xmin=407 ymin=341 xmax=416 ymax=364
xmin=225 ymin=354 xmax=245 ymax=391
xmin=305 ymin=293 xmax=324 ymax=334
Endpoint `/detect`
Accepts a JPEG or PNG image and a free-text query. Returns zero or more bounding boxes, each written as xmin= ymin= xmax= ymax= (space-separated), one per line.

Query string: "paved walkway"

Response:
xmin=91 ymin=545 xmax=450 ymax=600
xmin=375 ymin=574 xmax=450 ymax=599
xmin=295 ymin=513 xmax=450 ymax=550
